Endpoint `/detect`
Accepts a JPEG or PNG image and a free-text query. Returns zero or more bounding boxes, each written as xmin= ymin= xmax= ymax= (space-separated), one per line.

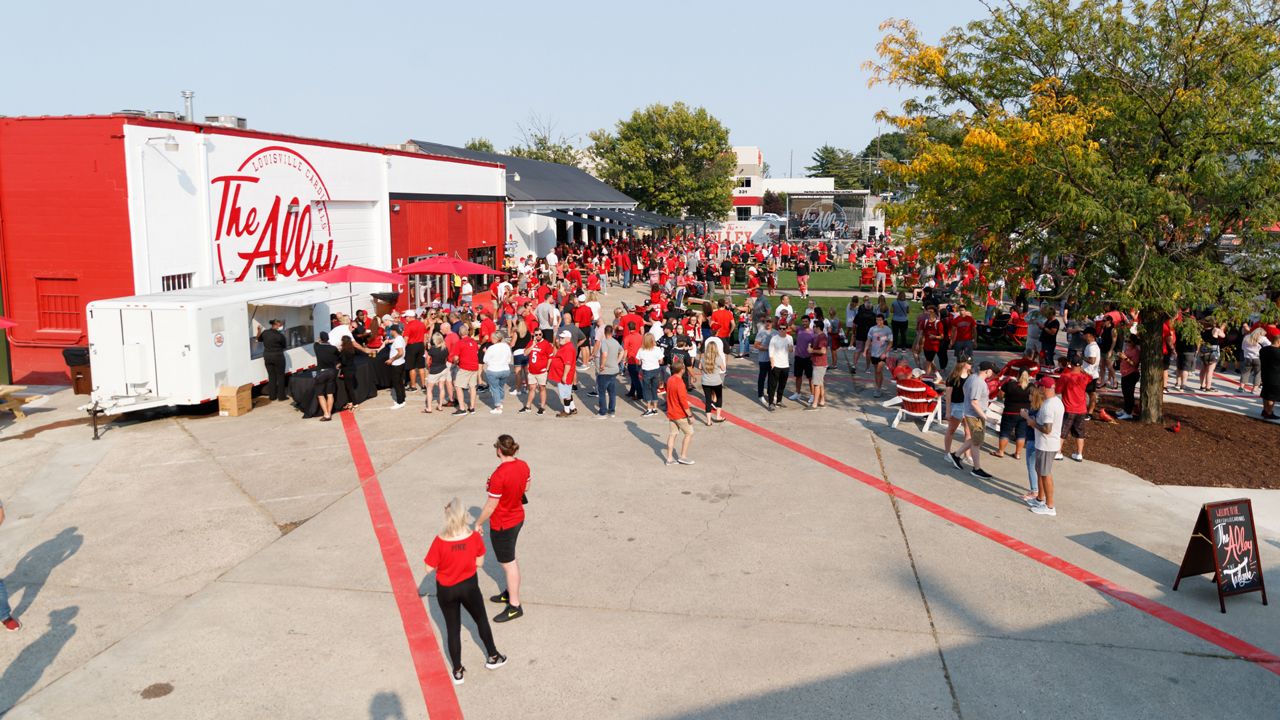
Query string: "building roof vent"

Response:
xmin=204 ymin=115 xmax=248 ymax=129
xmin=149 ymin=110 xmax=179 ymax=121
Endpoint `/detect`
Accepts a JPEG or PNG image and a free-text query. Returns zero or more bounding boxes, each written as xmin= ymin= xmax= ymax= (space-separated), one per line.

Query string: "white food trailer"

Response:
xmin=86 ymin=282 xmax=358 ymax=415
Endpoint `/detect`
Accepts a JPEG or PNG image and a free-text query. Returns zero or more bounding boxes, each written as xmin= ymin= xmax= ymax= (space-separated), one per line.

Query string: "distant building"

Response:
xmin=729 ymin=146 xmax=834 ymax=220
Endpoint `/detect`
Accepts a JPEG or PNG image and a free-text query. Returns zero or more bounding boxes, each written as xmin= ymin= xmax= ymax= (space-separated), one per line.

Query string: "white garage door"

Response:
xmin=323 ymin=201 xmax=379 ymax=268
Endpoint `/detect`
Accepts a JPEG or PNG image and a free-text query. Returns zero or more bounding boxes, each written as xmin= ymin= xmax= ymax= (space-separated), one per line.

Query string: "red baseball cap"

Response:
xmin=1037 ymin=376 xmax=1057 ymax=389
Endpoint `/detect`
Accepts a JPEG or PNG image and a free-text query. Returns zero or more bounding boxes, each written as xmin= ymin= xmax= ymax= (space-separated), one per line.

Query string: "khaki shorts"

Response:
xmin=528 ymin=372 xmax=548 ymax=386
xmin=454 ymin=369 xmax=478 ymax=389
xmin=812 ymin=366 xmax=827 ymax=386
xmin=670 ymin=417 xmax=694 ymax=436
xmin=963 ymin=416 xmax=986 ymax=446
xmin=427 ymin=370 xmax=448 ymax=386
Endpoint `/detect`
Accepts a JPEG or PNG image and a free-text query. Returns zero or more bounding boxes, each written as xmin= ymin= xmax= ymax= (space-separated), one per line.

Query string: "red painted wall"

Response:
xmin=0 ymin=117 xmax=134 ymax=383
xmin=389 ymin=200 xmax=505 ymax=309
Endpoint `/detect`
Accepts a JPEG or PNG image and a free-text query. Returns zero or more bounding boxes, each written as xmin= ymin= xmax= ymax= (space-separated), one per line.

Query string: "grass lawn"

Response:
xmin=719 ymin=267 xmax=883 ymax=291
xmin=691 ymin=293 xmax=926 ymax=346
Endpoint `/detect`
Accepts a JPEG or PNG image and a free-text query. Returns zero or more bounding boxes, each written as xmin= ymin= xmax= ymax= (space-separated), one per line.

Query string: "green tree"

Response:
xmin=507 ymin=114 xmax=584 ymax=169
xmin=762 ymin=190 xmax=787 ymax=215
xmin=589 ymin=102 xmax=735 ymax=219
xmin=464 ymin=137 xmax=495 ymax=152
xmin=868 ymin=0 xmax=1280 ymax=423
xmin=805 ymin=144 xmax=860 ymax=188
xmin=854 ymin=132 xmax=914 ymax=193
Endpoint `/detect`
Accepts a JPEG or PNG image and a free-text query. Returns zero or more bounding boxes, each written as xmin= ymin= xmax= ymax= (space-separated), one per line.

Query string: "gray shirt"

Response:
xmin=534 ymin=300 xmax=559 ymax=330
xmin=962 ymin=373 xmax=990 ymax=419
xmin=754 ymin=328 xmax=776 ymax=363
xmin=598 ymin=336 xmax=623 ymax=375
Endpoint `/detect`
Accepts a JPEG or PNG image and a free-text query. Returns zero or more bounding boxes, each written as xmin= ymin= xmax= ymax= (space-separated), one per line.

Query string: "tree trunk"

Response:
xmin=1138 ymin=308 xmax=1169 ymax=424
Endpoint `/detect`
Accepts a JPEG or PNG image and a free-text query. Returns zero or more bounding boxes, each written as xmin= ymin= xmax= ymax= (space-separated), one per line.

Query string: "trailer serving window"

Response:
xmin=246 ymin=302 xmax=315 ymax=360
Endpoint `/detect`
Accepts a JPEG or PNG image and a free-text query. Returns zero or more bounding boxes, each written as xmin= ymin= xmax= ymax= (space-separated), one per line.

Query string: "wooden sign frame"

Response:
xmin=1172 ymin=498 xmax=1268 ymax=613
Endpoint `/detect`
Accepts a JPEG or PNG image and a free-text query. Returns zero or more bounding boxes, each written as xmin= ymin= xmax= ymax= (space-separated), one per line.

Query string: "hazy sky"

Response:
xmin=3 ymin=0 xmax=984 ymax=175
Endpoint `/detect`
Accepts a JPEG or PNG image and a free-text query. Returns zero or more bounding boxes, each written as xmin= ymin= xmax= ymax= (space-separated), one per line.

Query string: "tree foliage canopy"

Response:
xmin=806 ymin=144 xmax=861 ymax=188
xmin=589 ymin=102 xmax=735 ymax=219
xmin=464 ymin=137 xmax=495 ymax=153
xmin=868 ymin=0 xmax=1280 ymax=420
xmin=507 ymin=115 xmax=585 ymax=169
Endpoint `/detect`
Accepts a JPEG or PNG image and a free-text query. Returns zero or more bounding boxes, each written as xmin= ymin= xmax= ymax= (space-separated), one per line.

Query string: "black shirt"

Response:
xmin=1000 ymin=380 xmax=1032 ymax=414
xmin=1040 ymin=318 xmax=1060 ymax=344
xmin=1260 ymin=345 xmax=1280 ymax=386
xmin=315 ymin=342 xmax=340 ymax=371
xmin=427 ymin=346 xmax=449 ymax=374
xmin=260 ymin=328 xmax=287 ymax=355
xmin=794 ymin=260 xmax=811 ymax=277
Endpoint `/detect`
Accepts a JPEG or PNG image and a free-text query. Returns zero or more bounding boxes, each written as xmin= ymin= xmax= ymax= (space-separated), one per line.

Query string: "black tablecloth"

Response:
xmin=372 ymin=346 xmax=393 ymax=389
xmin=289 ymin=357 xmax=378 ymax=419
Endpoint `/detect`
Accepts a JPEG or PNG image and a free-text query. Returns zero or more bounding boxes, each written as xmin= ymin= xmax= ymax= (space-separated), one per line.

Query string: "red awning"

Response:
xmin=732 ymin=196 xmax=762 ymax=207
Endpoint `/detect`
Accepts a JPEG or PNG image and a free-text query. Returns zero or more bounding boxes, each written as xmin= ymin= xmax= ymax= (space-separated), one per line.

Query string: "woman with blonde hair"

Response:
xmin=943 ymin=359 xmax=972 ymax=469
xmin=700 ymin=339 xmax=727 ymax=424
xmin=1241 ymin=325 xmax=1271 ymax=392
xmin=423 ymin=498 xmax=506 ymax=685
xmin=1020 ymin=384 xmax=1045 ymax=504
xmin=636 ymin=332 xmax=665 ymax=417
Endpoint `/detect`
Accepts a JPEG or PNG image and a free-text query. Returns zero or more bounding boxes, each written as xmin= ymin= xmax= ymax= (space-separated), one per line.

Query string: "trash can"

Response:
xmin=62 ymin=346 xmax=92 ymax=395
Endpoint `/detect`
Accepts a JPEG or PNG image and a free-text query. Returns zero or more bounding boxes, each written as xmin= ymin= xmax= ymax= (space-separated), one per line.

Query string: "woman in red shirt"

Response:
xmin=474 ymin=434 xmax=531 ymax=623
xmin=424 ymin=498 xmax=506 ymax=685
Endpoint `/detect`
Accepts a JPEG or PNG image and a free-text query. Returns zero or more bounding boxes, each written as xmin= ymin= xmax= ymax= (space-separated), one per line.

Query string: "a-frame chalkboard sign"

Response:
xmin=1172 ymin=498 xmax=1268 ymax=613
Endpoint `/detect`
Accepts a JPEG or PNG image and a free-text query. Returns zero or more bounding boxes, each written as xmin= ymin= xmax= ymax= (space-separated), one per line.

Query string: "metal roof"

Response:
xmin=410 ymin=141 xmax=637 ymax=206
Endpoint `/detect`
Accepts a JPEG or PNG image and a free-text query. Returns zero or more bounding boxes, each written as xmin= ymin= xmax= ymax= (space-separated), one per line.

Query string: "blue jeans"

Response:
xmin=487 ymin=369 xmax=510 ymax=408
xmin=622 ymin=269 xmax=632 ymax=288
xmin=626 ymin=363 xmax=642 ymax=398
xmin=641 ymin=368 xmax=661 ymax=402
xmin=0 ymin=577 xmax=10 ymax=620
xmin=738 ymin=325 xmax=751 ymax=357
xmin=597 ymin=374 xmax=617 ymax=415
xmin=1025 ymin=435 xmax=1039 ymax=494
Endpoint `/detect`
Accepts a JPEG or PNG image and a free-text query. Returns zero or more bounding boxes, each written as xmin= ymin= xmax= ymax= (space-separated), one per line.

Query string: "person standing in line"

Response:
xmin=663 ymin=357 xmax=696 ymax=465
xmin=474 ymin=434 xmax=530 ymax=624
xmin=1240 ymin=326 xmax=1271 ymax=393
xmin=866 ymin=314 xmax=895 ymax=398
xmin=449 ymin=327 xmax=481 ymax=416
xmin=0 ymin=499 xmax=20 ymax=631
xmin=794 ymin=254 xmax=811 ymax=299
xmin=521 ymin=332 xmax=554 ymax=415
xmin=955 ymin=361 xmax=996 ymax=479
xmin=943 ymin=360 xmax=973 ymax=467
xmin=403 ymin=310 xmax=427 ymax=392
xmin=995 ymin=369 xmax=1033 ymax=458
xmin=1037 ymin=306 xmax=1060 ymax=366
xmin=385 ymin=324 xmax=407 ymax=409
xmin=808 ymin=319 xmax=830 ymax=409
xmin=1023 ymin=376 xmax=1064 ymax=516
xmin=596 ymin=324 xmax=624 ymax=418
xmin=482 ymin=331 xmax=513 ymax=414
xmin=1260 ymin=329 xmax=1280 ymax=419
xmin=700 ymin=339 xmax=727 ymax=424
xmin=1055 ymin=357 xmax=1091 ymax=461
xmin=424 ymin=333 xmax=452 ymax=414
xmin=623 ymin=324 xmax=644 ymax=402
xmin=1080 ymin=327 xmax=1102 ymax=417
xmin=636 ymin=332 xmax=665 ymax=417
xmin=949 ymin=305 xmax=977 ymax=362
xmin=789 ymin=320 xmax=814 ymax=403
xmin=259 ymin=319 xmax=289 ymax=401
xmin=1114 ymin=336 xmax=1142 ymax=420
xmin=1020 ymin=384 xmax=1043 ymax=504
xmin=767 ymin=323 xmax=794 ymax=410
xmin=753 ymin=318 xmax=777 ymax=405
xmin=338 ymin=336 xmax=361 ymax=411
xmin=424 ymin=498 xmax=507 ymax=685
xmin=314 ymin=331 xmax=340 ymax=422
xmin=549 ymin=330 xmax=579 ymax=417
xmin=890 ymin=291 xmax=911 ymax=353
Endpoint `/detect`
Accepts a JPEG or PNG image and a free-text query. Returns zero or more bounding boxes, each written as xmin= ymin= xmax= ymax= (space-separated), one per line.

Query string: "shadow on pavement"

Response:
xmin=368 ymin=691 xmax=406 ymax=720
xmin=8 ymin=527 xmax=84 ymax=620
xmin=624 ymin=420 xmax=666 ymax=461
xmin=0 ymin=606 xmax=79 ymax=714
xmin=1067 ymin=531 xmax=1181 ymax=586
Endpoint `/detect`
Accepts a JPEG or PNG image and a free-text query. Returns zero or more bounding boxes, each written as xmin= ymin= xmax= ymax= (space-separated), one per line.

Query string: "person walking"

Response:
xmin=259 ymin=319 xmax=289 ymax=401
xmin=943 ymin=360 xmax=972 ymax=467
xmin=595 ymin=324 xmax=623 ymax=418
xmin=314 ymin=331 xmax=339 ymax=421
xmin=955 ymin=361 xmax=996 ymax=479
xmin=482 ymin=331 xmax=513 ymax=414
xmin=995 ymin=369 xmax=1032 ymax=458
xmin=890 ymin=291 xmax=911 ymax=352
xmin=1020 ymin=385 xmax=1043 ymax=505
xmin=700 ymin=339 xmax=727 ymax=424
xmin=474 ymin=434 xmax=530 ymax=623
xmin=1023 ymin=376 xmax=1064 ymax=516
xmin=866 ymin=314 xmax=894 ymax=398
xmin=423 ymin=498 xmax=506 ymax=685
xmin=425 ymin=333 xmax=452 ymax=414
xmin=636 ymin=332 xmax=665 ymax=417
xmin=0 ymin=499 xmax=19 ymax=631
xmin=449 ymin=328 xmax=481 ymax=415
xmin=1055 ymin=357 xmax=1091 ymax=461
xmin=521 ymin=333 xmax=554 ymax=415
xmin=663 ymin=357 xmax=696 ymax=465
xmin=385 ymin=324 xmax=407 ymax=409
xmin=766 ymin=323 xmax=794 ymax=410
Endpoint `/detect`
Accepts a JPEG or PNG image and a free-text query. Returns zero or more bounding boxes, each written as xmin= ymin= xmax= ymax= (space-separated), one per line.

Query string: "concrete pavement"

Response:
xmin=0 ymin=283 xmax=1276 ymax=719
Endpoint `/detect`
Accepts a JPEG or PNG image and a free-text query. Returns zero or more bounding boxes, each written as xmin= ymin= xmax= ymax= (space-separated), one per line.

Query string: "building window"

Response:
xmin=161 ymin=273 xmax=194 ymax=292
xmin=35 ymin=277 xmax=81 ymax=331
xmin=737 ymin=177 xmax=752 ymax=188
xmin=256 ymin=264 xmax=274 ymax=281
xmin=736 ymin=207 xmax=752 ymax=221
xmin=467 ymin=247 xmax=497 ymax=277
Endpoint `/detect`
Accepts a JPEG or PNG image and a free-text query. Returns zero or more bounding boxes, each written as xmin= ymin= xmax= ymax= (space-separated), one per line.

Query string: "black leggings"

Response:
xmin=1121 ymin=371 xmax=1139 ymax=415
xmin=703 ymin=384 xmax=723 ymax=410
xmin=436 ymin=575 xmax=498 ymax=672
xmin=891 ymin=320 xmax=909 ymax=349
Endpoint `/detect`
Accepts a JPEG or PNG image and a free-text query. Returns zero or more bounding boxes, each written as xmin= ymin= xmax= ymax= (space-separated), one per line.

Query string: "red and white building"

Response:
xmin=0 ymin=114 xmax=508 ymax=383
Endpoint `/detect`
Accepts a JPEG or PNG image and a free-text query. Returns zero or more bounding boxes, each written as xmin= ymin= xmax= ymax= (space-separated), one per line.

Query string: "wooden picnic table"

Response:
xmin=0 ymin=385 xmax=33 ymax=419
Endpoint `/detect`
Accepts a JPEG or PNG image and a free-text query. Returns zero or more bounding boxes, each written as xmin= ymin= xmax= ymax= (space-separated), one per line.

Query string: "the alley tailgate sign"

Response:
xmin=211 ymin=146 xmax=339 ymax=282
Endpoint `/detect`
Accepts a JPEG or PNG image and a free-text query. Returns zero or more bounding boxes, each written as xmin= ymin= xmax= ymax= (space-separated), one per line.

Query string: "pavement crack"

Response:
xmin=626 ymin=476 xmax=734 ymax=611
xmin=173 ymin=417 xmax=277 ymax=528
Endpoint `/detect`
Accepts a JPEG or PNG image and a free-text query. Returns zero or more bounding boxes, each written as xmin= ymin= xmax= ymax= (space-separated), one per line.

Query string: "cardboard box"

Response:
xmin=218 ymin=384 xmax=253 ymax=417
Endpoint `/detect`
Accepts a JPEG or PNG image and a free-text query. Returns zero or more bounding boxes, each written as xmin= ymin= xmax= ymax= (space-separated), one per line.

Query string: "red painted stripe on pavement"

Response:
xmin=340 ymin=412 xmax=464 ymax=719
xmin=699 ymin=401 xmax=1280 ymax=676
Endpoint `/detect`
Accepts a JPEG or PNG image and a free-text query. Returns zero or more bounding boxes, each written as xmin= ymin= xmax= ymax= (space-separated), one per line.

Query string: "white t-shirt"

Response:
xmin=1035 ymin=396 xmax=1065 ymax=453
xmin=329 ymin=324 xmax=354 ymax=348
xmin=867 ymin=325 xmax=894 ymax=358
xmin=546 ymin=251 xmax=558 ymax=267
xmin=586 ymin=301 xmax=601 ymax=321
xmin=637 ymin=346 xmax=664 ymax=371
xmin=460 ymin=282 xmax=473 ymax=299
xmin=769 ymin=333 xmax=794 ymax=368
xmin=775 ymin=303 xmax=795 ymax=318
xmin=483 ymin=342 xmax=513 ymax=372
xmin=1082 ymin=341 xmax=1101 ymax=379
xmin=389 ymin=336 xmax=407 ymax=366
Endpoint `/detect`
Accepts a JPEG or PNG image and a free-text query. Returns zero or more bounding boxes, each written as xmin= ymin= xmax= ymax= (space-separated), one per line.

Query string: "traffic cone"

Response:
xmin=1167 ymin=420 xmax=1181 ymax=433
xmin=1096 ymin=408 xmax=1117 ymax=424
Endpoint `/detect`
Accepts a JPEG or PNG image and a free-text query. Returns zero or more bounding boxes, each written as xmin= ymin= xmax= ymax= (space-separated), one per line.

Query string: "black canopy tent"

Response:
xmin=534 ymin=209 xmax=620 ymax=230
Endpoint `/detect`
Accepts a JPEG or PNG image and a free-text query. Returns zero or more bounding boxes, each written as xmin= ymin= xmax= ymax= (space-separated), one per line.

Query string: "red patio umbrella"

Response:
xmin=395 ymin=256 xmax=497 ymax=277
xmin=0 ymin=317 xmax=15 ymax=329
xmin=299 ymin=265 xmax=403 ymax=284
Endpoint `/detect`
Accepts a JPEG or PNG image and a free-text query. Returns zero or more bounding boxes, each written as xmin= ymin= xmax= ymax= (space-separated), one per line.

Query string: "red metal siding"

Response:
xmin=389 ymin=200 xmax=505 ymax=310
xmin=0 ymin=117 xmax=134 ymax=383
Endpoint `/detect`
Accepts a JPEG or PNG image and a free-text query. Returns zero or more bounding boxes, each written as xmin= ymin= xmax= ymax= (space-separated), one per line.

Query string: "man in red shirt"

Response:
xmin=403 ymin=311 xmax=427 ymax=392
xmin=521 ymin=333 xmax=554 ymax=415
xmin=950 ymin=306 xmax=977 ymax=361
xmin=710 ymin=299 xmax=735 ymax=342
xmin=451 ymin=328 xmax=482 ymax=414
xmin=663 ymin=357 xmax=695 ymax=465
xmin=920 ymin=307 xmax=945 ymax=375
xmin=548 ymin=330 xmax=579 ymax=416
xmin=1055 ymin=357 xmax=1091 ymax=461
xmin=874 ymin=257 xmax=891 ymax=293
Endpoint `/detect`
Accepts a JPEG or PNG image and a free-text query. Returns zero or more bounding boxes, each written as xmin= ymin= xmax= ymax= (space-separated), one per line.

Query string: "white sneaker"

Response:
xmin=1114 ymin=411 xmax=1131 ymax=420
xmin=490 ymin=408 xmax=503 ymax=414
xmin=1030 ymin=504 xmax=1057 ymax=516
xmin=759 ymin=396 xmax=768 ymax=406
xmin=788 ymin=393 xmax=802 ymax=401
xmin=1070 ymin=453 xmax=1083 ymax=462
xmin=1054 ymin=453 xmax=1064 ymax=461
xmin=391 ymin=402 xmax=405 ymax=410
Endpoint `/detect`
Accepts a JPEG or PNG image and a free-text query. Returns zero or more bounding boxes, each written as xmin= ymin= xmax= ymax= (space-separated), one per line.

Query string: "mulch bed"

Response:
xmin=1087 ymin=396 xmax=1280 ymax=489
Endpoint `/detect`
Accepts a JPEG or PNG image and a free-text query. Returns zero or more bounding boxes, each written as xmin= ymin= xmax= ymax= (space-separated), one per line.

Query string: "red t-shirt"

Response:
xmin=875 ymin=259 xmax=889 ymax=274
xmin=480 ymin=318 xmax=497 ymax=340
xmin=487 ymin=459 xmax=530 ymax=531
xmin=665 ymin=373 xmax=690 ymax=420
xmin=573 ymin=305 xmax=594 ymax=329
xmin=403 ymin=318 xmax=426 ymax=345
xmin=710 ymin=309 xmax=734 ymax=338
xmin=548 ymin=343 xmax=577 ymax=383
xmin=526 ymin=339 xmax=554 ymax=374
xmin=1055 ymin=370 xmax=1091 ymax=414
xmin=619 ymin=313 xmax=645 ymax=336
xmin=524 ymin=312 xmax=539 ymax=333
xmin=623 ymin=332 xmax=643 ymax=364
xmin=424 ymin=532 xmax=484 ymax=587
xmin=810 ymin=333 xmax=829 ymax=367
xmin=952 ymin=315 xmax=976 ymax=342
xmin=923 ymin=319 xmax=944 ymax=352
xmin=453 ymin=336 xmax=480 ymax=371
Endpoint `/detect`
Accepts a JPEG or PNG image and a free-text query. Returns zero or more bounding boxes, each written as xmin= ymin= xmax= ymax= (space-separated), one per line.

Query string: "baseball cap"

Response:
xmin=557 ymin=330 xmax=571 ymax=339
xmin=1037 ymin=376 xmax=1056 ymax=389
